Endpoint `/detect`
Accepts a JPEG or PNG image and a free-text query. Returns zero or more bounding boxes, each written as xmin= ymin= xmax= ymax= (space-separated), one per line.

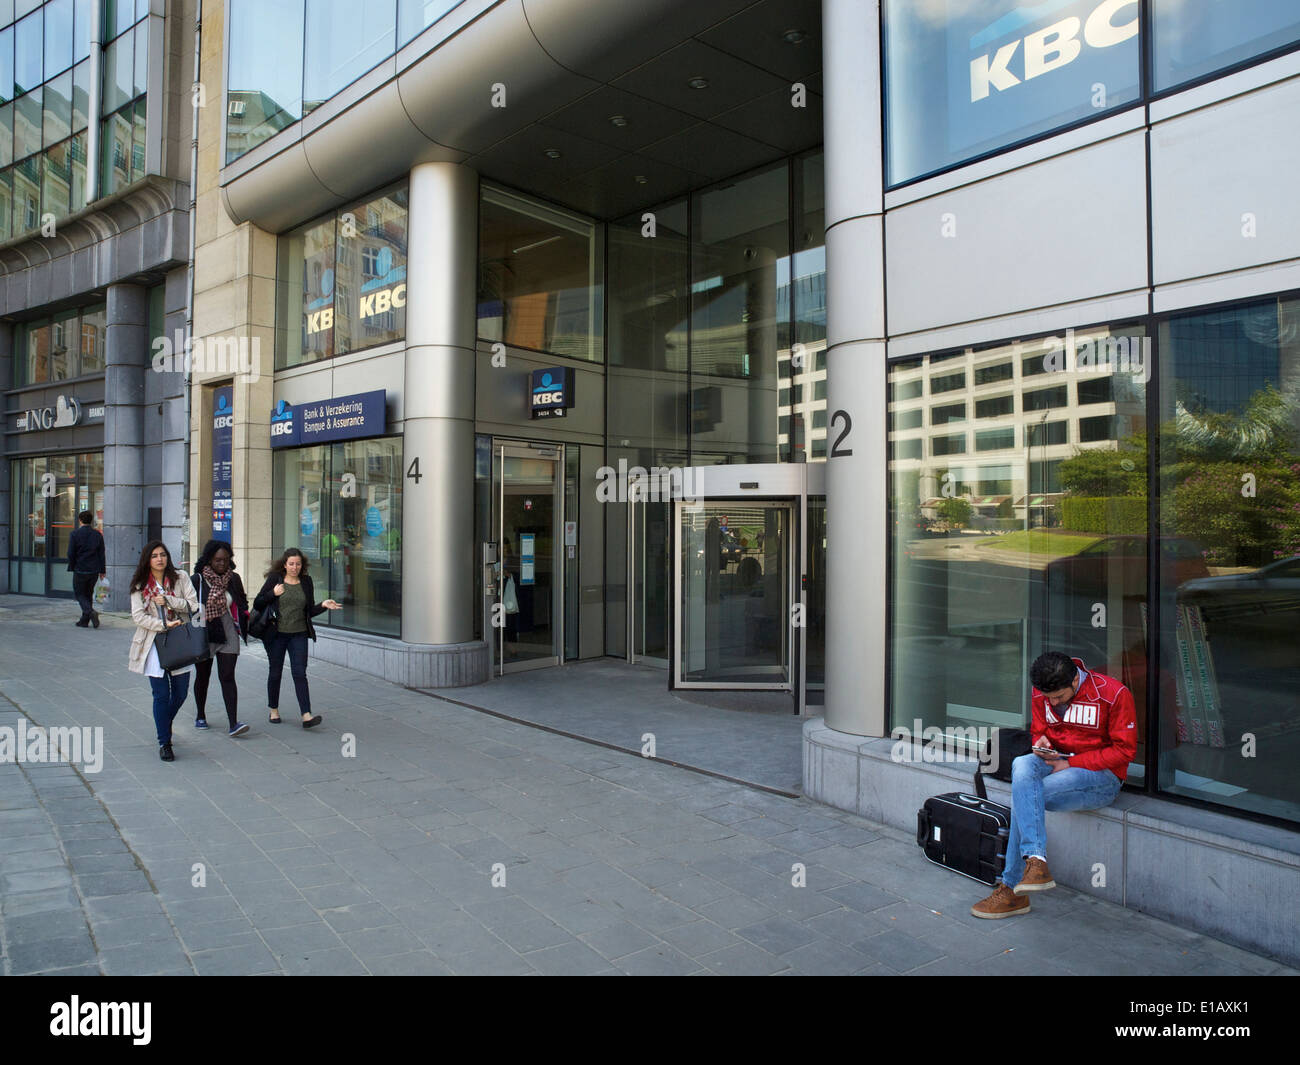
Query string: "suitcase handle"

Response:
xmin=956 ymin=794 xmax=983 ymax=805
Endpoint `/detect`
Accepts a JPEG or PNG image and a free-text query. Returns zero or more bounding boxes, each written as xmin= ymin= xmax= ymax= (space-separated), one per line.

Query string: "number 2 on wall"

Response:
xmin=830 ymin=410 xmax=853 ymax=457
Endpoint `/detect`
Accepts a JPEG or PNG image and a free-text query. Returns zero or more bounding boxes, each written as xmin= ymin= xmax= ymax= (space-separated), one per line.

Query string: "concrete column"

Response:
xmin=104 ymin=283 xmax=150 ymax=611
xmin=823 ymin=0 xmax=887 ymax=737
xmin=403 ymin=162 xmax=479 ymax=646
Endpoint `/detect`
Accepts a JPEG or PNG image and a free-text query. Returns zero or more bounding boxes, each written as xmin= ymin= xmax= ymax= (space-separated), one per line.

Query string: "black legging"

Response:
xmin=194 ymin=652 xmax=239 ymax=727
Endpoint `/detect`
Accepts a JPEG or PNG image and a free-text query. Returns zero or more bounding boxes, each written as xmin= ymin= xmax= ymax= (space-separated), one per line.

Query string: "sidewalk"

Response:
xmin=0 ymin=595 xmax=1293 ymax=976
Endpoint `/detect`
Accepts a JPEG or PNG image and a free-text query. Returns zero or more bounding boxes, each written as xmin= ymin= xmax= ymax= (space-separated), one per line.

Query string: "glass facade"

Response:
xmin=1152 ymin=0 xmax=1300 ymax=92
xmin=1155 ymin=294 xmax=1300 ymax=821
xmin=891 ymin=323 xmax=1150 ymax=767
xmin=884 ymin=0 xmax=1300 ymax=187
xmin=224 ymin=0 xmax=463 ymax=164
xmin=477 ymin=185 xmax=603 ymax=364
xmin=9 ymin=450 xmax=103 ymax=595
xmin=276 ymin=183 xmax=409 ymax=369
xmin=14 ymin=299 xmax=106 ymax=384
xmin=99 ymin=0 xmax=147 ymax=198
xmin=0 ymin=0 xmax=98 ymax=236
xmin=890 ymin=294 xmax=1300 ymax=824
xmin=271 ymin=437 xmax=403 ymax=637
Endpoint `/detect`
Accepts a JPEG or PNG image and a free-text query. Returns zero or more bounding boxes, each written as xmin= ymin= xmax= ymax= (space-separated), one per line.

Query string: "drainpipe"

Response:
xmin=182 ymin=0 xmax=202 ymax=566
xmin=85 ymin=0 xmax=102 ymax=203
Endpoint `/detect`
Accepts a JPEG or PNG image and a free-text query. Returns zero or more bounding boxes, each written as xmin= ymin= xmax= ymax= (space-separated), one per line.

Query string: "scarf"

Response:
xmin=202 ymin=565 xmax=232 ymax=621
xmin=145 ymin=574 xmax=171 ymax=599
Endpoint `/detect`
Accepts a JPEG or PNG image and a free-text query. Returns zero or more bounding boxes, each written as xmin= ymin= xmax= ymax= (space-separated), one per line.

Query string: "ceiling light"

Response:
xmin=544 ymin=148 xmax=562 ymax=159
xmin=687 ymin=76 xmax=709 ymax=90
xmin=634 ymin=175 xmax=648 ymax=184
xmin=783 ymin=29 xmax=808 ymax=45
xmin=609 ymin=114 xmax=628 ymax=127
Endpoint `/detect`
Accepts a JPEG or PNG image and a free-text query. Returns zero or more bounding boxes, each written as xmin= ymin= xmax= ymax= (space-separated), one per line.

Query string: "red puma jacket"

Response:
xmin=1031 ymin=658 xmax=1137 ymax=781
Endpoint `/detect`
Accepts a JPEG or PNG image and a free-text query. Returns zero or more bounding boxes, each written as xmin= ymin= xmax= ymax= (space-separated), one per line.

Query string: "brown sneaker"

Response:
xmin=971 ymin=883 xmax=1030 ymax=919
xmin=1013 ymin=857 xmax=1057 ymax=894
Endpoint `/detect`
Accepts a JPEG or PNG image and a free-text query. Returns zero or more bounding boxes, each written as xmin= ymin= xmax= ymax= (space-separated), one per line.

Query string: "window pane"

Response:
xmin=43 ymin=69 xmax=71 ymax=146
xmin=303 ymin=0 xmax=395 ymax=112
xmin=276 ymin=215 xmax=336 ymax=368
xmin=12 ymin=150 xmax=37 ymax=232
xmin=324 ymin=437 xmax=403 ymax=636
xmin=1153 ymin=0 xmax=1300 ymax=92
xmin=41 ymin=137 xmax=70 ymax=220
xmin=226 ymin=0 xmax=304 ymax=164
xmin=478 ymin=185 xmax=603 ymax=364
xmin=607 ymin=199 xmax=689 ymax=468
xmin=130 ymin=94 xmax=145 ymax=179
xmin=0 ymin=167 xmax=11 ymax=240
xmin=13 ymin=456 xmax=50 ymax=559
xmin=890 ymin=325 xmax=1149 ymax=781
xmin=884 ymin=0 xmax=1141 ymax=185
xmin=50 ymin=306 xmax=77 ymax=378
xmin=100 ymin=105 xmax=130 ymax=194
xmin=80 ymin=301 xmax=105 ymax=372
xmin=73 ymin=0 xmax=90 ymax=63
xmin=792 ymin=150 xmax=827 ymax=463
xmin=133 ymin=18 xmax=147 ymax=99
xmin=931 ymin=370 xmax=965 ymax=393
xmin=23 ymin=318 xmax=51 ymax=383
xmin=689 ymin=163 xmax=788 ymax=462
xmin=931 ymin=402 xmax=965 ymax=425
xmin=101 ymin=31 xmax=131 ymax=115
xmin=71 ymin=56 xmax=87 ymax=131
xmin=14 ymin=83 xmax=38 ymax=157
xmin=397 ymin=0 xmax=460 ymax=46
xmin=273 ymin=444 xmax=328 ymax=579
xmin=0 ymin=26 xmax=13 ymax=104
xmin=974 ymin=361 xmax=1013 ymax=385
xmin=105 ymin=0 xmax=133 ymax=40
xmin=1157 ymin=294 xmax=1300 ymax=820
xmin=44 ymin=0 xmax=73 ymax=78
xmin=14 ymin=9 xmax=38 ymax=94
xmin=0 ymin=101 xmax=12 ymax=166
xmin=333 ymin=185 xmax=407 ymax=354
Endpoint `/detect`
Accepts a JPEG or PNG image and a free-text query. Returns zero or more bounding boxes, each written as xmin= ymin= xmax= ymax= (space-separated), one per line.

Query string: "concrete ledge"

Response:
xmin=804 ymin=717 xmax=1300 ymax=966
xmin=309 ymin=628 xmax=489 ymax=688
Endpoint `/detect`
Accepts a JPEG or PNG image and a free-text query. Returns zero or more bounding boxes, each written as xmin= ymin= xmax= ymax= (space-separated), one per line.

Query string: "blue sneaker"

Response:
xmin=195 ymin=719 xmax=209 ymax=730
xmin=228 ymin=722 xmax=250 ymax=738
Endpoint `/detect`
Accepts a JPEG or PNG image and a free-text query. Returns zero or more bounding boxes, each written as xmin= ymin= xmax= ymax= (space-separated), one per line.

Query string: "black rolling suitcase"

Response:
xmin=915 ymin=729 xmax=1029 ymax=885
xmin=916 ymin=790 xmax=1010 ymax=886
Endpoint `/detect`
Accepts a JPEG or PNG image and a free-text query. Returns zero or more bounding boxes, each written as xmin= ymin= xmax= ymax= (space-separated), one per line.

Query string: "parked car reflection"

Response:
xmin=1179 ymin=555 xmax=1300 ymax=619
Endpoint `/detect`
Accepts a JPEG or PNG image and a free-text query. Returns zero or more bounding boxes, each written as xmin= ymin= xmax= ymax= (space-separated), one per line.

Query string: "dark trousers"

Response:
xmin=266 ymin=631 xmax=311 ymax=716
xmin=73 ymin=572 xmax=97 ymax=621
xmin=194 ymin=652 xmax=239 ymax=727
xmin=149 ymin=672 xmax=190 ymax=746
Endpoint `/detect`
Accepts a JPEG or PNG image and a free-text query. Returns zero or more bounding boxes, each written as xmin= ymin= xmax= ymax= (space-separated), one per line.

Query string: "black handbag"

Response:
xmin=153 ymin=604 xmax=210 ymax=671
xmin=248 ymin=600 xmax=279 ymax=640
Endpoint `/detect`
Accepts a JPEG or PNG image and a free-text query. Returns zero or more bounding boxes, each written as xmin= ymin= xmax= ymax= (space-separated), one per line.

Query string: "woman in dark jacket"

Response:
xmin=253 ymin=548 xmax=341 ymax=728
xmin=192 ymin=539 xmax=251 ymax=737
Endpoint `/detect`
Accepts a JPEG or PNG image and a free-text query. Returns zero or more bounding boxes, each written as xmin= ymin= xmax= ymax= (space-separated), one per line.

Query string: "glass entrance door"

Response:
xmin=497 ymin=442 xmax=563 ymax=673
xmin=676 ymin=502 xmax=794 ymax=688
xmin=628 ymin=497 xmax=671 ymax=666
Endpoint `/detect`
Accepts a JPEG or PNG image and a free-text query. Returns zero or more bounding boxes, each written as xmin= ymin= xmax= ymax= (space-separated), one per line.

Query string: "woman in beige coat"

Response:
xmin=129 ymin=541 xmax=200 ymax=761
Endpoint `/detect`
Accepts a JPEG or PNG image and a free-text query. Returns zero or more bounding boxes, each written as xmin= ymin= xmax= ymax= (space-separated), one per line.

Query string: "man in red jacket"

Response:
xmin=972 ymin=650 xmax=1136 ymax=919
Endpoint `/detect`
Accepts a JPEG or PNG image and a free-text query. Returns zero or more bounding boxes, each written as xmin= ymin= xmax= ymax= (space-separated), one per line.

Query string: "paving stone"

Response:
xmin=280 ymin=947 xmax=368 ymax=976
xmin=364 ymin=950 xmax=453 ymax=976
xmin=699 ymin=941 xmax=792 ymax=975
xmin=579 ymin=920 xmax=661 ymax=961
xmin=190 ymin=939 xmax=280 ymax=976
xmin=98 ymin=941 xmax=194 ymax=976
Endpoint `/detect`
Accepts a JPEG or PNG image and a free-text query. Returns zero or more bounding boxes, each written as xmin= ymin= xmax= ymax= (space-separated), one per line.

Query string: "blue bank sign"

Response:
xmin=530 ymin=367 xmax=574 ymax=419
xmin=269 ymin=389 xmax=386 ymax=448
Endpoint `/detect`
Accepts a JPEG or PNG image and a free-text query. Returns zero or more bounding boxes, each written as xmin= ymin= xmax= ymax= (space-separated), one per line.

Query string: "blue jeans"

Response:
xmin=149 ymin=672 xmax=190 ymax=746
xmin=266 ymin=631 xmax=312 ymax=716
xmin=1000 ymin=753 xmax=1121 ymax=888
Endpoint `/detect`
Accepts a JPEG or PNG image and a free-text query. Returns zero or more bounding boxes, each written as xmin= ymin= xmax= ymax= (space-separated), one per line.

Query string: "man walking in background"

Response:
xmin=67 ymin=510 xmax=106 ymax=629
